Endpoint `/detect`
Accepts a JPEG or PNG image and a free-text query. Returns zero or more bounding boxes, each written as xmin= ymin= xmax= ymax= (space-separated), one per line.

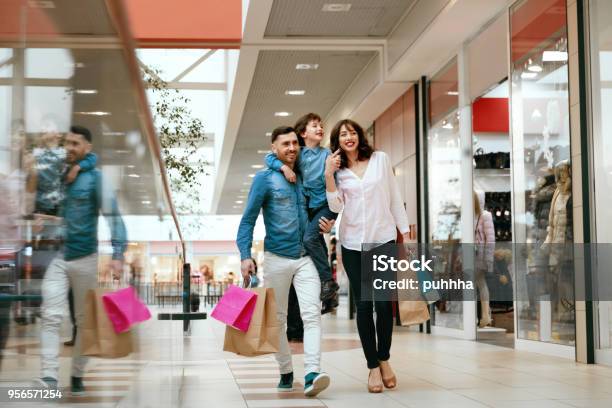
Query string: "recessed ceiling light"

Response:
xmin=528 ymin=64 xmax=543 ymax=73
xmin=446 ymin=91 xmax=459 ymax=96
xmin=285 ymin=90 xmax=306 ymax=96
xmin=521 ymin=72 xmax=538 ymax=79
xmin=274 ymin=112 xmax=292 ymax=117
xmin=265 ymin=132 xmax=272 ymax=137
xmin=235 ymin=200 xmax=244 ymax=204
xmin=251 ymin=164 xmax=264 ymax=169
xmin=28 ymin=1 xmax=55 ymax=9
xmin=128 ymin=174 xmax=140 ymax=178
xmin=296 ymin=63 xmax=319 ymax=70
xmin=248 ymin=174 xmax=255 ymax=178
xmin=126 ymin=165 xmax=135 ymax=169
xmin=115 ymin=149 xmax=131 ymax=154
xmin=75 ymin=89 xmax=98 ymax=95
xmin=257 ymin=150 xmax=271 ymax=154
xmin=74 ymin=111 xmax=110 ymax=116
xmin=103 ymin=131 xmax=125 ymax=136
xmin=142 ymin=200 xmax=151 ymax=205
xmin=233 ymin=205 xmax=241 ymax=209
xmin=542 ymin=51 xmax=568 ymax=62
xmin=240 ymin=188 xmax=249 ymax=192
xmin=322 ymin=3 xmax=351 ymax=12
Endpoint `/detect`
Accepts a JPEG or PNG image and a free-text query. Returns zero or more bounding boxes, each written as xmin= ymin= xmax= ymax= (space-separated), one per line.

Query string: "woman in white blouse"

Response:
xmin=325 ymin=119 xmax=410 ymax=393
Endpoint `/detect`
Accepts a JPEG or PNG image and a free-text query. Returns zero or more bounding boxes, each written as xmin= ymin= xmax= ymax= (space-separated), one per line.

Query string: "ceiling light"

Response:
xmin=322 ymin=3 xmax=352 ymax=12
xmin=446 ymin=91 xmax=459 ymax=96
xmin=528 ymin=64 xmax=543 ymax=73
xmin=242 ymin=182 xmax=251 ymax=186
xmin=237 ymin=195 xmax=246 ymax=199
xmin=28 ymin=1 xmax=55 ymax=9
xmin=142 ymin=200 xmax=151 ymax=205
xmin=235 ymin=200 xmax=244 ymax=204
xmin=126 ymin=165 xmax=135 ymax=169
xmin=274 ymin=112 xmax=292 ymax=117
xmin=285 ymin=90 xmax=306 ymax=96
xmin=257 ymin=150 xmax=270 ymax=154
xmin=265 ymin=132 xmax=272 ymax=137
xmin=233 ymin=205 xmax=241 ymax=209
xmin=75 ymin=89 xmax=98 ymax=95
xmin=115 ymin=149 xmax=131 ymax=154
xmin=296 ymin=64 xmax=319 ymax=70
xmin=442 ymin=123 xmax=453 ymax=130
xmin=128 ymin=174 xmax=140 ymax=178
xmin=248 ymin=174 xmax=255 ymax=178
xmin=251 ymin=164 xmax=264 ymax=169
xmin=75 ymin=111 xmax=110 ymax=116
xmin=521 ymin=72 xmax=538 ymax=79
xmin=240 ymin=188 xmax=249 ymax=192
xmin=103 ymin=131 xmax=125 ymax=136
xmin=543 ymin=51 xmax=568 ymax=62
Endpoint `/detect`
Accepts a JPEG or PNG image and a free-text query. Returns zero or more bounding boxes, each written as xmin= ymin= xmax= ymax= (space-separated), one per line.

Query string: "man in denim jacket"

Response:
xmin=37 ymin=126 xmax=127 ymax=396
xmin=237 ymin=126 xmax=333 ymax=398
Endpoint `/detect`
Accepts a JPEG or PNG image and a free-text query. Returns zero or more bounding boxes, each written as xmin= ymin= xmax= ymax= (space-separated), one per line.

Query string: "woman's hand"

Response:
xmin=325 ymin=149 xmax=341 ymax=177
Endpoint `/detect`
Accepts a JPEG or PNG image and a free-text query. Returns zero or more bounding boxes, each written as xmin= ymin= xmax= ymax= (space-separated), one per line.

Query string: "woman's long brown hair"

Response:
xmin=329 ymin=119 xmax=374 ymax=169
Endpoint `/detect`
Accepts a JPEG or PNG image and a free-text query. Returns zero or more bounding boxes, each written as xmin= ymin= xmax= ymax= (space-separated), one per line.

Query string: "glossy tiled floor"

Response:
xmin=2 ymin=299 xmax=612 ymax=407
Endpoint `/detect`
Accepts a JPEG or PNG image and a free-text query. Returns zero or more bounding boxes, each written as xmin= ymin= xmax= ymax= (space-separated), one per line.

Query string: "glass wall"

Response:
xmin=510 ymin=0 xmax=575 ymax=346
xmin=427 ymin=59 xmax=463 ymax=330
xmin=588 ymin=0 xmax=612 ymax=361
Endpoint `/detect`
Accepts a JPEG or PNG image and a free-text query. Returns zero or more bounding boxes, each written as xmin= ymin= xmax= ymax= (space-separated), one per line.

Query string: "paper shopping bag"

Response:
xmin=223 ymin=287 xmax=279 ymax=356
xmin=82 ymin=288 xmax=133 ymax=358
xmin=399 ymin=300 xmax=430 ymax=326
xmin=102 ymin=286 xmax=151 ymax=333
xmin=211 ymin=284 xmax=258 ymax=332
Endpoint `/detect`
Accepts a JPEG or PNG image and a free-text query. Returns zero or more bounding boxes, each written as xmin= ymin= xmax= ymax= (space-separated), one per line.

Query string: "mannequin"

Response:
xmin=474 ymin=190 xmax=495 ymax=328
xmin=543 ymin=160 xmax=573 ymax=317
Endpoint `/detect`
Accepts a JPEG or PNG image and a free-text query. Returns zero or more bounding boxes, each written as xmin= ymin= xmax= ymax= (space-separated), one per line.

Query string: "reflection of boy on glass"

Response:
xmin=31 ymin=119 xmax=97 ymax=216
xmin=265 ymin=113 xmax=339 ymax=303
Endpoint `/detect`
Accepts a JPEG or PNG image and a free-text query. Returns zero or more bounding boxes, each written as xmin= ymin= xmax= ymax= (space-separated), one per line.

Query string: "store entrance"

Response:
xmin=472 ymin=80 xmax=514 ymax=348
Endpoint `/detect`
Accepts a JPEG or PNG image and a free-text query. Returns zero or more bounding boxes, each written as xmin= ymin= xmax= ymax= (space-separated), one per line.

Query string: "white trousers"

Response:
xmin=40 ymin=254 xmax=97 ymax=380
xmin=264 ymin=252 xmax=321 ymax=375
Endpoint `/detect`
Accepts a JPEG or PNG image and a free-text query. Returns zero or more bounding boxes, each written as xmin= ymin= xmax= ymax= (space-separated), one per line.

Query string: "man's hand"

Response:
xmin=280 ymin=165 xmax=296 ymax=183
xmin=319 ymin=217 xmax=335 ymax=234
xmin=66 ymin=164 xmax=81 ymax=184
xmin=110 ymin=259 xmax=123 ymax=281
xmin=240 ymin=259 xmax=255 ymax=285
xmin=325 ymin=149 xmax=341 ymax=177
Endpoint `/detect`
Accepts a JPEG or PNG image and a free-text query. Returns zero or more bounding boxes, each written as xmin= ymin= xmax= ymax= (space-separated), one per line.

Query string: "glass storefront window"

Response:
xmin=428 ymin=58 xmax=463 ymax=330
xmin=510 ymin=0 xmax=575 ymax=345
xmin=588 ymin=0 xmax=612 ymax=360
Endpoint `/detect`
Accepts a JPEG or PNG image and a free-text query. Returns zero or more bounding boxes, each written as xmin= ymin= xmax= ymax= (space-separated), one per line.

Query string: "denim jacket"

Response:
xmin=265 ymin=146 xmax=332 ymax=210
xmin=62 ymin=167 xmax=127 ymax=261
xmin=236 ymin=168 xmax=308 ymax=260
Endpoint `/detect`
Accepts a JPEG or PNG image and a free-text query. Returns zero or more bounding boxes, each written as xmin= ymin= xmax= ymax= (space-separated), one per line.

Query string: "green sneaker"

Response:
xmin=304 ymin=372 xmax=330 ymax=397
xmin=277 ymin=372 xmax=293 ymax=392
xmin=70 ymin=376 xmax=85 ymax=396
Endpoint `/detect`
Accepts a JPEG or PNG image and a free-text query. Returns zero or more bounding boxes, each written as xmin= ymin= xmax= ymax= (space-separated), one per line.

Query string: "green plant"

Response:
xmin=141 ymin=66 xmax=209 ymax=215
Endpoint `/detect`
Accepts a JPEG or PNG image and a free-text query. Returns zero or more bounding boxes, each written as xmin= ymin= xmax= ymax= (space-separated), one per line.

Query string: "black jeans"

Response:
xmin=342 ymin=245 xmax=394 ymax=369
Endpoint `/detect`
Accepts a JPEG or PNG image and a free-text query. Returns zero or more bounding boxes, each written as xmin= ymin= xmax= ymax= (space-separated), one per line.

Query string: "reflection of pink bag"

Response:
xmin=102 ymin=286 xmax=151 ymax=334
xmin=211 ymin=285 xmax=258 ymax=332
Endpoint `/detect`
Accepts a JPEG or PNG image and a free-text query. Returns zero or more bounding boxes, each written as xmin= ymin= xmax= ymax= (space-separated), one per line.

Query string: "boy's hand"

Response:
xmin=66 ymin=164 xmax=81 ymax=184
xmin=280 ymin=165 xmax=296 ymax=183
xmin=319 ymin=217 xmax=335 ymax=234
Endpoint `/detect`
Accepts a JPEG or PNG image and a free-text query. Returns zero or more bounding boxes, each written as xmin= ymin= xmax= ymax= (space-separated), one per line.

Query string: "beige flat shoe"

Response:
xmin=368 ymin=368 xmax=383 ymax=393
xmin=379 ymin=361 xmax=397 ymax=389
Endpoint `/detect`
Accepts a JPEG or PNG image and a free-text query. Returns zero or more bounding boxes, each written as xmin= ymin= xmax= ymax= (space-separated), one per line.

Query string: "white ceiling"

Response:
xmin=265 ymin=0 xmax=418 ymax=38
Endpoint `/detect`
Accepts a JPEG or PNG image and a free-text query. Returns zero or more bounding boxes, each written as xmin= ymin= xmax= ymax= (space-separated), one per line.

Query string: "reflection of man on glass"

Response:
xmin=37 ymin=126 xmax=127 ymax=396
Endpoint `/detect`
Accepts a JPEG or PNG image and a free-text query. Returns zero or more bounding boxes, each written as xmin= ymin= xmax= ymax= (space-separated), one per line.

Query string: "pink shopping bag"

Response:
xmin=211 ymin=285 xmax=258 ymax=332
xmin=102 ymin=286 xmax=152 ymax=334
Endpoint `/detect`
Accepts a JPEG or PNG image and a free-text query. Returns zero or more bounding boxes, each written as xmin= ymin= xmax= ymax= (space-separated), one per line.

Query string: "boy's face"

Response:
xmin=301 ymin=119 xmax=324 ymax=144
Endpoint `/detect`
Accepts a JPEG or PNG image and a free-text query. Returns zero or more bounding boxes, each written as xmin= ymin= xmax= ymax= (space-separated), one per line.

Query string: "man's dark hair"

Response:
xmin=293 ymin=113 xmax=321 ymax=147
xmin=70 ymin=125 xmax=92 ymax=143
xmin=271 ymin=126 xmax=295 ymax=143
